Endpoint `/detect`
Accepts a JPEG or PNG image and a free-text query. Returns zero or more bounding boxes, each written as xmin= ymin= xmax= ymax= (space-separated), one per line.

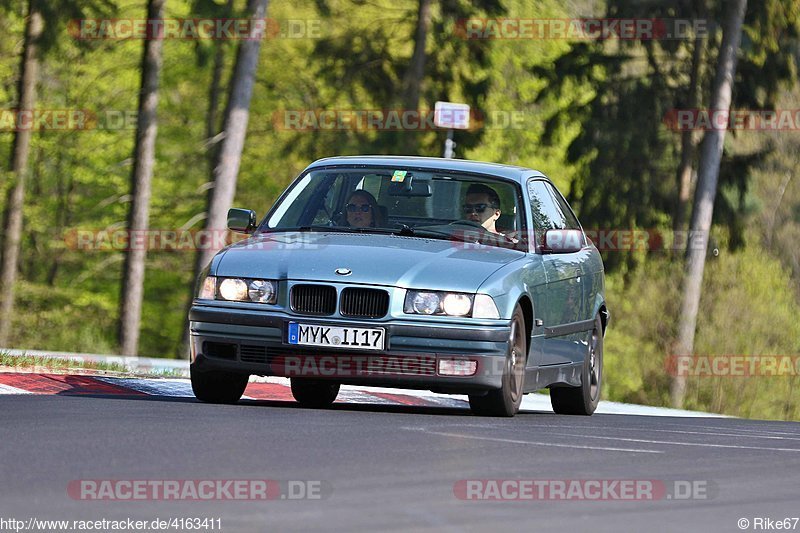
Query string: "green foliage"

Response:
xmin=604 ymin=236 xmax=800 ymax=420
xmin=9 ymin=281 xmax=118 ymax=354
xmin=466 ymin=0 xmax=586 ymax=192
xmin=533 ymin=0 xmax=800 ymax=270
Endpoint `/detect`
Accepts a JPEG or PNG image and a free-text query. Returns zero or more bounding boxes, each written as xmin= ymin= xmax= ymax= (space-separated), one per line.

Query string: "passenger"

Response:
xmin=463 ymin=183 xmax=503 ymax=234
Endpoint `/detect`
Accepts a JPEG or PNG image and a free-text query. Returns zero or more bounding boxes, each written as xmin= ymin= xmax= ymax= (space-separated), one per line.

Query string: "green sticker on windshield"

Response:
xmin=391 ymin=170 xmax=407 ymax=182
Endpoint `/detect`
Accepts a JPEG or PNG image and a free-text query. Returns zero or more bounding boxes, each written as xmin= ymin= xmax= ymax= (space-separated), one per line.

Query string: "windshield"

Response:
xmin=262 ymin=166 xmax=525 ymax=249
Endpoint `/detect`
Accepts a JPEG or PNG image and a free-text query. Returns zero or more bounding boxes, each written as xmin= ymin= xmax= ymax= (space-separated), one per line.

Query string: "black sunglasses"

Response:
xmin=462 ymin=203 xmax=493 ymax=214
xmin=346 ymin=203 xmax=372 ymax=213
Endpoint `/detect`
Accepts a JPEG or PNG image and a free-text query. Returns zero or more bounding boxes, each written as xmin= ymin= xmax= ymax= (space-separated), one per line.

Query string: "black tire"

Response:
xmin=550 ymin=314 xmax=603 ymax=416
xmin=469 ymin=306 xmax=527 ymax=417
xmin=190 ymin=366 xmax=249 ymax=404
xmin=290 ymin=379 xmax=340 ymax=408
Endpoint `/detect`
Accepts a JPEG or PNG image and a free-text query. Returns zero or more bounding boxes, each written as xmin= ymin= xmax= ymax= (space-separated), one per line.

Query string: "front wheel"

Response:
xmin=290 ymin=379 xmax=340 ymax=408
xmin=469 ymin=306 xmax=527 ymax=417
xmin=190 ymin=366 xmax=249 ymax=404
xmin=550 ymin=313 xmax=603 ymax=415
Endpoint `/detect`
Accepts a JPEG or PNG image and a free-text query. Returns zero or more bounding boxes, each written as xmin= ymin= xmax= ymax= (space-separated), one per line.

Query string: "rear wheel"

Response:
xmin=550 ymin=314 xmax=603 ymax=415
xmin=290 ymin=379 xmax=340 ymax=408
xmin=190 ymin=366 xmax=249 ymax=404
xmin=469 ymin=305 xmax=527 ymax=417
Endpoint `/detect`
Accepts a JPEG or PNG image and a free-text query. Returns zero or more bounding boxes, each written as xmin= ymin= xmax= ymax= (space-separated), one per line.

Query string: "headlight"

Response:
xmin=219 ymin=278 xmax=249 ymax=301
xmin=248 ymin=279 xmax=276 ymax=303
xmin=410 ymin=292 xmax=440 ymax=314
xmin=442 ymin=294 xmax=472 ymax=316
xmin=212 ymin=277 xmax=277 ymax=304
xmin=404 ymin=291 xmax=477 ymax=317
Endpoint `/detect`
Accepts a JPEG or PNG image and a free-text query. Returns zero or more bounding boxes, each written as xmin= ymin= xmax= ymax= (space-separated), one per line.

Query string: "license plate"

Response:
xmin=287 ymin=322 xmax=385 ymax=351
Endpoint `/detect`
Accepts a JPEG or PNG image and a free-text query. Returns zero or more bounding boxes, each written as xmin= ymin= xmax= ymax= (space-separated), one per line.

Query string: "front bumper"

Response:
xmin=189 ymin=304 xmax=511 ymax=393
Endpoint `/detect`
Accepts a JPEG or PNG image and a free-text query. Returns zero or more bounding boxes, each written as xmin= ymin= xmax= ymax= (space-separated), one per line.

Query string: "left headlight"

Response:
xmin=196 ymin=276 xmax=278 ymax=304
xmin=404 ymin=290 xmax=499 ymax=318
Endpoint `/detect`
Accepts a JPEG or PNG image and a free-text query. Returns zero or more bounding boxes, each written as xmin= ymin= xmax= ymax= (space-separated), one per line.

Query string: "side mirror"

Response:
xmin=227 ymin=208 xmax=257 ymax=233
xmin=542 ymin=229 xmax=584 ymax=254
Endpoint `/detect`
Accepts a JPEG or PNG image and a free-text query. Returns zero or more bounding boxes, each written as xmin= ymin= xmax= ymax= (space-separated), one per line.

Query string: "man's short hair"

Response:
xmin=466 ymin=183 xmax=500 ymax=209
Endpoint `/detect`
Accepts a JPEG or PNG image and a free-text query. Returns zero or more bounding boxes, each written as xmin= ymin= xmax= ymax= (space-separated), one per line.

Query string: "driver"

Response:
xmin=463 ymin=183 xmax=502 ymax=234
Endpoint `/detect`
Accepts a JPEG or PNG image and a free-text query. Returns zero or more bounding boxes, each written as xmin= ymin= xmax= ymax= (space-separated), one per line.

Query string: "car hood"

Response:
xmin=214 ymin=231 xmax=524 ymax=292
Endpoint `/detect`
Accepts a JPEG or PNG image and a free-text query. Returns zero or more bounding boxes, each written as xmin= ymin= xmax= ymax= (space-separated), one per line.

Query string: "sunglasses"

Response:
xmin=462 ymin=203 xmax=494 ymax=214
xmin=346 ymin=203 xmax=372 ymax=213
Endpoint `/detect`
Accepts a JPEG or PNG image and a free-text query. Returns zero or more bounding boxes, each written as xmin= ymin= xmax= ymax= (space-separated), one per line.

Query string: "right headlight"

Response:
xmin=195 ymin=273 xmax=277 ymax=304
xmin=403 ymin=291 xmax=500 ymax=319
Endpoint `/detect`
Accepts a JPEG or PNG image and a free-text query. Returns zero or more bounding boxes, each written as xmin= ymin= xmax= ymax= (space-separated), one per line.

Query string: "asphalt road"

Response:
xmin=2 ymin=394 xmax=799 ymax=532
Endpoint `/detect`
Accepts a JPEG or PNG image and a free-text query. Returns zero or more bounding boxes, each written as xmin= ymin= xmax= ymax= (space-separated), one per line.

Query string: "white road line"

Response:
xmin=95 ymin=377 xmax=194 ymax=397
xmin=402 ymin=428 xmax=663 ymax=454
xmin=544 ymin=432 xmax=800 ymax=452
xmin=477 ymin=422 xmax=800 ymax=441
xmin=588 ymin=426 xmax=800 ymax=441
xmin=635 ymin=421 xmax=800 ymax=437
xmin=0 ymin=383 xmax=32 ymax=395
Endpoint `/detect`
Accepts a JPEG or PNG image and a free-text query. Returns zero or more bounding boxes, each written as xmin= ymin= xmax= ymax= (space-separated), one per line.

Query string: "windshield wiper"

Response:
xmin=417 ymin=229 xmax=476 ymax=243
xmin=280 ymin=225 xmax=479 ymax=244
xmin=385 ymin=224 xmax=454 ymax=241
xmin=293 ymin=225 xmax=400 ymax=235
xmin=393 ymin=225 xmax=484 ymax=244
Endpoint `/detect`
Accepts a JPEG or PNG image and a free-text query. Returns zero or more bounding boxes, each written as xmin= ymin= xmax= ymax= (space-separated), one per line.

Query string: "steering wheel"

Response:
xmin=326 ymin=210 xmax=345 ymax=227
xmin=448 ymin=220 xmax=489 ymax=231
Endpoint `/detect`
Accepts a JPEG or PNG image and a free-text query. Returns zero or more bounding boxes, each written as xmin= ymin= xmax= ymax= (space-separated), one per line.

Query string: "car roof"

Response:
xmin=305 ymin=155 xmax=547 ymax=183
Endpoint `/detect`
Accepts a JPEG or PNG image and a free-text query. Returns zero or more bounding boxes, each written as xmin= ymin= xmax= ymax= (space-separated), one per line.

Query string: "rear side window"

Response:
xmin=527 ymin=180 xmax=563 ymax=232
xmin=526 ymin=179 xmax=582 ymax=246
xmin=544 ymin=182 xmax=581 ymax=230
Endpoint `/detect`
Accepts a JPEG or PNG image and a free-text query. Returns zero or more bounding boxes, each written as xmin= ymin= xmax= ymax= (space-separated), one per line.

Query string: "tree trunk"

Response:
xmin=206 ymin=0 xmax=234 ymax=148
xmin=0 ymin=0 xmax=43 ymax=346
xmin=401 ymin=0 xmax=432 ymax=112
xmin=670 ymin=0 xmax=748 ymax=408
xmin=118 ymin=0 xmax=166 ymax=356
xmin=673 ymin=32 xmax=706 ymax=232
xmin=193 ymin=0 xmax=270 ymax=275
xmin=204 ymin=0 xmax=234 ymax=165
xmin=395 ymin=0 xmax=432 ymax=155
xmin=206 ymin=44 xmax=226 ymax=146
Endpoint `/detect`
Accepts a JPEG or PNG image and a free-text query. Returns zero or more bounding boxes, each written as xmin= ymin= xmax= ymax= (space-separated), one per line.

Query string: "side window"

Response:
xmin=311 ymin=175 xmax=345 ymax=224
xmin=527 ymin=180 xmax=563 ymax=245
xmin=544 ymin=182 xmax=581 ymax=230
